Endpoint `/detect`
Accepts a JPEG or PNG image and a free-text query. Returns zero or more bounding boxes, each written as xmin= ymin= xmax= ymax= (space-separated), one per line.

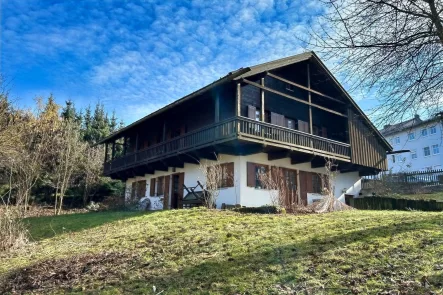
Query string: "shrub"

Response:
xmin=0 ymin=208 xmax=28 ymax=252
xmin=232 ymin=205 xmax=282 ymax=214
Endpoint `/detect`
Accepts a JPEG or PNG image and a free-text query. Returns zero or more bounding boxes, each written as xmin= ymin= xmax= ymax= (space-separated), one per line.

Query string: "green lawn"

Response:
xmin=1 ymin=209 xmax=443 ymax=294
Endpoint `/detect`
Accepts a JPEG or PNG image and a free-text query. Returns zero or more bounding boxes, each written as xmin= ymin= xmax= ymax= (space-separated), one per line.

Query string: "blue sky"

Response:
xmin=1 ymin=0 xmax=374 ymax=124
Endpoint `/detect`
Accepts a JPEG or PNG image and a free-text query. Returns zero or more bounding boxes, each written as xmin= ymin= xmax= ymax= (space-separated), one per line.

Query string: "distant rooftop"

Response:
xmin=380 ymin=113 xmax=443 ymax=136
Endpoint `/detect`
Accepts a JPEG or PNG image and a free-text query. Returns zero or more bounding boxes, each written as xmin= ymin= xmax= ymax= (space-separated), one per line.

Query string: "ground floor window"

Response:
xmin=157 ymin=176 xmax=164 ymax=196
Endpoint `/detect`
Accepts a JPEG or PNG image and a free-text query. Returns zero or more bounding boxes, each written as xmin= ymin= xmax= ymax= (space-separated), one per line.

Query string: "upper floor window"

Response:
xmin=430 ymin=126 xmax=437 ymax=135
xmin=286 ymin=84 xmax=295 ymax=92
xmin=255 ymin=110 xmax=260 ymax=121
xmin=394 ymin=137 xmax=400 ymax=144
xmin=425 ymin=166 xmax=432 ymax=171
xmin=432 ymin=144 xmax=440 ymax=155
xmin=421 ymin=128 xmax=428 ymax=137
xmin=408 ymin=132 xmax=415 ymax=140
xmin=287 ymin=119 xmax=294 ymax=129
xmin=396 ymin=155 xmax=404 ymax=163
xmin=424 ymin=146 xmax=431 ymax=157
xmin=411 ymin=150 xmax=417 ymax=159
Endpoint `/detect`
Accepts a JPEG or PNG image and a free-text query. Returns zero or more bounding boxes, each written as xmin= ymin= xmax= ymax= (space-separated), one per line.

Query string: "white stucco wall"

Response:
xmin=385 ymin=122 xmax=443 ymax=172
xmin=126 ymin=152 xmax=362 ymax=210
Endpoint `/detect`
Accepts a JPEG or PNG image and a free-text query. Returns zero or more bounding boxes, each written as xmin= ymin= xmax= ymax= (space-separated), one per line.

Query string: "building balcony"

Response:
xmin=104 ymin=116 xmax=351 ymax=176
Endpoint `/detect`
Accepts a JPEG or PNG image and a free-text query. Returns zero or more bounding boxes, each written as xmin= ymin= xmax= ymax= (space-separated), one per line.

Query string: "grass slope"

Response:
xmin=1 ymin=209 xmax=443 ymax=294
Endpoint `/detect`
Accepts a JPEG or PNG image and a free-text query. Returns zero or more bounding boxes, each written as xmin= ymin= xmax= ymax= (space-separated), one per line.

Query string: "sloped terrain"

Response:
xmin=1 ymin=209 xmax=442 ymax=294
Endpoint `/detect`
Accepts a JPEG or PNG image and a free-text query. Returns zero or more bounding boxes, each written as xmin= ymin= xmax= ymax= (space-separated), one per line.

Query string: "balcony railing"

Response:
xmin=237 ymin=117 xmax=351 ymax=160
xmin=104 ymin=116 xmax=351 ymax=174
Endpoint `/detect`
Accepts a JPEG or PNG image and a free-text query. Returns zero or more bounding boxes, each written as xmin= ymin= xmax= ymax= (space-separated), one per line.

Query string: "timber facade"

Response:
xmin=99 ymin=52 xmax=392 ymax=209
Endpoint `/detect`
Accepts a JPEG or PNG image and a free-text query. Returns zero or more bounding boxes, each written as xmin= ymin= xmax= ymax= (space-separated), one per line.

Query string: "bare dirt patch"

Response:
xmin=0 ymin=251 xmax=142 ymax=294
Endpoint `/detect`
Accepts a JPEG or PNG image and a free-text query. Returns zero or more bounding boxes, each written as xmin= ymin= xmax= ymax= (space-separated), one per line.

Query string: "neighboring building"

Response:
xmin=98 ymin=51 xmax=391 ymax=209
xmin=380 ymin=114 xmax=443 ymax=173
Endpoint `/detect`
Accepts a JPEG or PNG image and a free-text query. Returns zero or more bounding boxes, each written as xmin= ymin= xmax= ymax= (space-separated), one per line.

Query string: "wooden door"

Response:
xmin=171 ymin=173 xmax=185 ymax=209
xmin=163 ymin=175 xmax=170 ymax=209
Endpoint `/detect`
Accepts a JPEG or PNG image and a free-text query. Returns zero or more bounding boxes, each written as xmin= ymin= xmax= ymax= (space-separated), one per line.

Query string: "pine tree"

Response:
xmin=61 ymin=100 xmax=76 ymax=122
xmin=109 ymin=111 xmax=118 ymax=133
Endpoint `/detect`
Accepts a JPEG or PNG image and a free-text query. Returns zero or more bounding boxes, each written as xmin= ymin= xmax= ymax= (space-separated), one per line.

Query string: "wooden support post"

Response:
xmin=104 ymin=142 xmax=108 ymax=162
xmin=111 ymin=141 xmax=116 ymax=160
xmin=135 ymin=133 xmax=139 ymax=161
xmin=162 ymin=122 xmax=166 ymax=142
xmin=236 ymin=83 xmax=241 ymax=116
xmin=307 ymin=63 xmax=313 ymax=135
xmin=123 ymin=136 xmax=127 ymax=155
xmin=260 ymin=78 xmax=265 ymax=121
xmin=236 ymin=83 xmax=241 ymax=133
xmin=215 ymin=94 xmax=220 ymax=123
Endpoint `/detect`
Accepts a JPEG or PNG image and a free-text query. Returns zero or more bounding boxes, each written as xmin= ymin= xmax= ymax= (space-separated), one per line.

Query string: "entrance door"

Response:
xmin=171 ymin=173 xmax=184 ymax=209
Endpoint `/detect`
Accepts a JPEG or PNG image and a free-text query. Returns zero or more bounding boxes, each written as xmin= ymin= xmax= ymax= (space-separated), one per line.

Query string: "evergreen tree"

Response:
xmin=90 ymin=102 xmax=110 ymax=143
xmin=109 ymin=111 xmax=118 ymax=133
xmin=61 ymin=100 xmax=76 ymax=122
xmin=82 ymin=105 xmax=93 ymax=143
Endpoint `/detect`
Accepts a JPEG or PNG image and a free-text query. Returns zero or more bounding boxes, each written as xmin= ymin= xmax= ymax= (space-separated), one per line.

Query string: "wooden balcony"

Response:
xmin=104 ymin=116 xmax=351 ymax=175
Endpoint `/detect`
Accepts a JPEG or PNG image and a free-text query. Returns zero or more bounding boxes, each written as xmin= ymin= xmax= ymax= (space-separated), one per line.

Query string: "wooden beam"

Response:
xmin=311 ymin=157 xmax=326 ymax=169
xmin=154 ymin=162 xmax=169 ymax=172
xmin=111 ymin=142 xmax=116 ymax=160
xmin=266 ymin=71 xmax=345 ymax=104
xmin=291 ymin=154 xmax=315 ymax=165
xmin=260 ymin=78 xmax=265 ymax=121
xmin=236 ymin=83 xmax=241 ymax=116
xmin=268 ymin=151 xmax=290 ymax=161
xmin=104 ymin=142 xmax=108 ymax=162
xmin=215 ymin=94 xmax=220 ymax=123
xmin=242 ymin=78 xmax=347 ymax=118
xmin=307 ymin=63 xmax=313 ymax=135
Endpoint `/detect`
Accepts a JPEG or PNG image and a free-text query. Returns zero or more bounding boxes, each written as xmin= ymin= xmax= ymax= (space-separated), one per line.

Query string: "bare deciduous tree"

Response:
xmin=257 ymin=167 xmax=299 ymax=209
xmin=198 ymin=155 xmax=232 ymax=209
xmin=80 ymin=146 xmax=104 ymax=206
xmin=311 ymin=159 xmax=353 ymax=213
xmin=307 ymin=0 xmax=443 ymax=125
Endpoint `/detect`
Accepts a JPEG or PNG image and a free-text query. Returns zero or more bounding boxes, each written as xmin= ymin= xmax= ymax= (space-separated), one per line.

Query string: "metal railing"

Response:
xmin=104 ymin=116 xmax=351 ymax=174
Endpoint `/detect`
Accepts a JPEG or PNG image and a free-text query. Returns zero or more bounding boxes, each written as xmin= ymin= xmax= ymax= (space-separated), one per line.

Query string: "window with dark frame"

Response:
xmin=255 ymin=165 xmax=267 ymax=189
xmin=312 ymin=174 xmax=322 ymax=194
xmin=157 ymin=176 xmax=164 ymax=196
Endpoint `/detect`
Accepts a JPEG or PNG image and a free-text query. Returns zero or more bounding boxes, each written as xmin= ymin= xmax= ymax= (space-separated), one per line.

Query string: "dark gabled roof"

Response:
xmin=380 ymin=115 xmax=441 ymax=136
xmin=98 ymin=51 xmax=391 ymax=151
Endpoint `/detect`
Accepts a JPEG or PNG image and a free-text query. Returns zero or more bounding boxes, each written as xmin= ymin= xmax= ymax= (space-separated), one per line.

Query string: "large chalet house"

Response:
xmin=99 ymin=52 xmax=392 ymax=209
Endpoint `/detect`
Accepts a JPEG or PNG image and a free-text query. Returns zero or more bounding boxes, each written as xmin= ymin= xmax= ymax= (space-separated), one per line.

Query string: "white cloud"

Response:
xmin=2 ymin=0 xmax=325 ymax=123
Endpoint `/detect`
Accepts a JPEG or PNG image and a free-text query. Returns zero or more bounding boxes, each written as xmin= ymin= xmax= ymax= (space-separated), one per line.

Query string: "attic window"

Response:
xmin=286 ymin=84 xmax=295 ymax=92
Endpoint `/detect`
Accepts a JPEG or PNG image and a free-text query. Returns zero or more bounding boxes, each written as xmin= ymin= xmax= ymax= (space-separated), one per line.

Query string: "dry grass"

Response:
xmin=1 ymin=208 xmax=442 ymax=294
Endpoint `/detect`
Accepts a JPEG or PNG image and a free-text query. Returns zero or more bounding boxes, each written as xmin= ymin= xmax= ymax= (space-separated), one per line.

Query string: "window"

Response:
xmin=157 ymin=176 xmax=164 ymax=196
xmin=408 ymin=133 xmax=415 ymax=140
xmin=247 ymin=162 xmax=268 ymax=189
xmin=208 ymin=162 xmax=234 ymax=188
xmin=255 ymin=165 xmax=267 ymax=189
xmin=424 ymin=146 xmax=431 ymax=157
xmin=286 ymin=84 xmax=295 ymax=92
xmin=394 ymin=137 xmax=400 ymax=144
xmin=411 ymin=150 xmax=417 ymax=159
xmin=312 ymin=174 xmax=323 ymax=194
xmin=430 ymin=126 xmax=437 ymax=135
xmin=432 ymin=144 xmax=440 ymax=155
xmin=421 ymin=129 xmax=428 ymax=137
xmin=287 ymin=119 xmax=294 ymax=129
xmin=396 ymin=155 xmax=404 ymax=162
xmin=391 ymin=155 xmax=395 ymax=163
xmin=255 ymin=110 xmax=260 ymax=121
